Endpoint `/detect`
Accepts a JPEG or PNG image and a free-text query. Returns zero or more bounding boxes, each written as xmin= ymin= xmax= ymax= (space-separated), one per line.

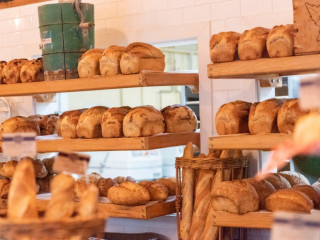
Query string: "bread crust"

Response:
xmin=20 ymin=58 xmax=44 ymax=83
xmin=100 ymin=45 xmax=126 ymax=76
xmin=58 ymin=109 xmax=85 ymax=138
xmin=0 ymin=61 xmax=7 ymax=84
xmin=78 ymin=49 xmax=104 ymax=78
xmin=267 ymin=24 xmax=294 ymax=58
xmin=293 ymin=185 xmax=320 ymax=208
xmin=2 ymin=59 xmax=28 ymax=84
xmin=156 ymin=177 xmax=176 ymax=196
xmin=97 ymin=178 xmax=117 ymax=197
xmin=278 ymin=171 xmax=310 ymax=186
xmin=265 ymin=173 xmax=291 ymax=190
xmin=138 ymin=181 xmax=168 ymax=201
xmin=0 ymin=116 xmax=40 ymax=138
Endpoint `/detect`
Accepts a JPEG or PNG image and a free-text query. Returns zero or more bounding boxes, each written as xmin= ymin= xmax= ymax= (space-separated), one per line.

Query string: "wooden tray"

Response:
xmin=36 ymin=195 xmax=176 ymax=220
xmin=0 ymin=71 xmax=199 ymax=97
xmin=207 ymin=54 xmax=320 ymax=79
xmin=209 ymin=133 xmax=292 ymax=150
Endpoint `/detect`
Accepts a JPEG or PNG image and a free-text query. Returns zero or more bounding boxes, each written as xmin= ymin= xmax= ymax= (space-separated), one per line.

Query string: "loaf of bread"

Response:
xmin=312 ymin=180 xmax=320 ymax=196
xmin=210 ymin=31 xmax=241 ymax=63
xmin=266 ymin=24 xmax=294 ymax=58
xmin=249 ymin=99 xmax=283 ymax=134
xmin=265 ymin=189 xmax=313 ymax=213
xmin=8 ymin=158 xmax=38 ymax=219
xmin=29 ymin=157 xmax=48 ymax=179
xmin=75 ymin=172 xmax=103 ymax=197
xmin=100 ymin=45 xmax=126 ymax=76
xmin=42 ymin=157 xmax=55 ymax=175
xmin=36 ymin=174 xmax=54 ymax=193
xmin=20 ymin=58 xmax=44 ymax=83
xmin=0 ymin=178 xmax=10 ymax=199
xmin=278 ymin=171 xmax=310 ymax=186
xmin=120 ymin=42 xmax=165 ymax=75
xmin=38 ymin=114 xmax=59 ymax=135
xmin=78 ymin=49 xmax=104 ymax=78
xmin=123 ymin=106 xmax=165 ymax=137
xmin=108 ymin=181 xmax=150 ymax=205
xmin=0 ymin=61 xmax=7 ymax=83
xmin=2 ymin=59 xmax=28 ymax=84
xmin=215 ymin=100 xmax=252 ymax=135
xmin=0 ymin=116 xmax=40 ymax=138
xmin=45 ymin=174 xmax=75 ymax=220
xmin=161 ymin=105 xmax=197 ymax=133
xmin=265 ymin=173 xmax=291 ymax=190
xmin=101 ymin=106 xmax=131 ymax=138
xmin=138 ymin=181 xmax=168 ymax=201
xmin=293 ymin=185 xmax=320 ymax=208
xmin=0 ymin=160 xmax=17 ymax=178
xmin=156 ymin=177 xmax=176 ymax=196
xmin=293 ymin=113 xmax=320 ymax=145
xmin=277 ymin=99 xmax=309 ymax=134
xmin=238 ymin=27 xmax=269 ymax=60
xmin=114 ymin=176 xmax=136 ymax=184
xmin=97 ymin=177 xmax=117 ymax=197
xmin=58 ymin=109 xmax=85 ymax=138
xmin=77 ymin=184 xmax=99 ymax=217
xmin=76 ymin=106 xmax=108 ymax=139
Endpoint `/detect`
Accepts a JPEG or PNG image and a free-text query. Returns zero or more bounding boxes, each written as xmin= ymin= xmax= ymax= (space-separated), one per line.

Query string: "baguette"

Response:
xmin=77 ymin=184 xmax=99 ymax=217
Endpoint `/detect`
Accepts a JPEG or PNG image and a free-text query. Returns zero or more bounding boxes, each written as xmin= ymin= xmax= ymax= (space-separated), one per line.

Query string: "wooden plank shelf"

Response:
xmin=207 ymin=54 xmax=320 ymax=79
xmin=0 ymin=0 xmax=49 ymax=10
xmin=0 ymin=71 xmax=199 ymax=97
xmin=36 ymin=195 xmax=176 ymax=220
xmin=0 ymin=132 xmax=199 ymax=153
xmin=209 ymin=133 xmax=292 ymax=150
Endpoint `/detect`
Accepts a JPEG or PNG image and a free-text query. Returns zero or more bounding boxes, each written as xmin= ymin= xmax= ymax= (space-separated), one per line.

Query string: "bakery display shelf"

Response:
xmin=0 ymin=71 xmax=199 ymax=97
xmin=0 ymin=0 xmax=48 ymax=10
xmin=207 ymin=54 xmax=320 ymax=79
xmin=36 ymin=195 xmax=176 ymax=220
xmin=0 ymin=132 xmax=200 ymax=153
xmin=209 ymin=133 xmax=292 ymax=150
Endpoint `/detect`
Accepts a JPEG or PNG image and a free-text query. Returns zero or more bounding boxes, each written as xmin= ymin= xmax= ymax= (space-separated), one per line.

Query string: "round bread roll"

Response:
xmin=0 ymin=61 xmax=7 ymax=83
xmin=97 ymin=178 xmax=117 ymax=197
xmin=293 ymin=185 xmax=320 ymax=208
xmin=100 ymin=45 xmax=126 ymax=76
xmin=108 ymin=182 xmax=150 ymax=206
xmin=123 ymin=106 xmax=165 ymax=137
xmin=2 ymin=59 xmax=28 ymax=84
xmin=0 ymin=178 xmax=10 ymax=199
xmin=0 ymin=116 xmax=40 ymax=138
xmin=138 ymin=181 xmax=169 ymax=201
xmin=114 ymin=176 xmax=136 ymax=184
xmin=161 ymin=105 xmax=197 ymax=133
xmin=293 ymin=113 xmax=320 ymax=145
xmin=20 ymin=58 xmax=44 ymax=83
xmin=278 ymin=171 xmax=310 ymax=186
xmin=216 ymin=100 xmax=252 ymax=135
xmin=156 ymin=177 xmax=176 ymax=196
xmin=78 ymin=49 xmax=103 ymax=78
xmin=101 ymin=106 xmax=131 ymax=138
xmin=265 ymin=173 xmax=291 ymax=190
xmin=265 ymin=189 xmax=314 ymax=213
xmin=0 ymin=160 xmax=17 ymax=178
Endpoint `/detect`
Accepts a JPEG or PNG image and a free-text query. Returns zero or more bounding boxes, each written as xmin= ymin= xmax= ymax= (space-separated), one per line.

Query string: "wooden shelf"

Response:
xmin=0 ymin=0 xmax=49 ymax=10
xmin=36 ymin=195 xmax=176 ymax=220
xmin=0 ymin=71 xmax=199 ymax=97
xmin=209 ymin=133 xmax=291 ymax=150
xmin=207 ymin=54 xmax=320 ymax=79
xmin=0 ymin=132 xmax=199 ymax=153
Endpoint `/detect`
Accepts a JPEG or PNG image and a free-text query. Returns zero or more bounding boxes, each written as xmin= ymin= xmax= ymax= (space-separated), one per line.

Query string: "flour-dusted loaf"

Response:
xmin=278 ymin=171 xmax=310 ymax=186
xmin=265 ymin=173 xmax=291 ymax=190
xmin=138 ymin=181 xmax=168 ymax=201
xmin=120 ymin=42 xmax=165 ymax=75
xmin=76 ymin=106 xmax=108 ymax=139
xmin=215 ymin=100 xmax=252 ymax=135
xmin=114 ymin=176 xmax=136 ymax=184
xmin=123 ymin=106 xmax=165 ymax=137
xmin=266 ymin=189 xmax=314 ymax=213
xmin=156 ymin=177 xmax=176 ymax=196
xmin=161 ymin=105 xmax=197 ymax=133
xmin=2 ymin=59 xmax=29 ymax=84
xmin=101 ymin=106 xmax=131 ymax=138
xmin=249 ymin=99 xmax=283 ymax=134
xmin=58 ymin=109 xmax=85 ymax=139
xmin=20 ymin=58 xmax=44 ymax=83
xmin=78 ymin=49 xmax=104 ymax=78
xmin=100 ymin=45 xmax=126 ymax=76
xmin=0 ymin=61 xmax=7 ymax=83
xmin=238 ymin=27 xmax=270 ymax=60
xmin=210 ymin=31 xmax=241 ymax=63
xmin=267 ymin=24 xmax=294 ymax=58
xmin=293 ymin=185 xmax=320 ymax=208
xmin=0 ymin=116 xmax=40 ymax=138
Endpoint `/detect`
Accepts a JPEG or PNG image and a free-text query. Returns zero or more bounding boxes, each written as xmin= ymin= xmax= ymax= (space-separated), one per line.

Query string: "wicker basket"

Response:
xmin=175 ymin=156 xmax=248 ymax=240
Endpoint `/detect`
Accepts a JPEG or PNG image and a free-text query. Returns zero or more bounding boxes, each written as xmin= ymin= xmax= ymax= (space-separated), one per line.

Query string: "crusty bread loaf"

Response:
xmin=238 ymin=27 xmax=269 ymax=60
xmin=156 ymin=177 xmax=176 ymax=196
xmin=42 ymin=157 xmax=55 ymax=175
xmin=267 ymin=24 xmax=294 ymax=58
xmin=312 ymin=180 xmax=320 ymax=196
xmin=138 ymin=181 xmax=168 ymax=201
xmin=100 ymin=45 xmax=126 ymax=76
xmin=293 ymin=112 xmax=320 ymax=145
xmin=75 ymin=172 xmax=103 ymax=197
xmin=265 ymin=173 xmax=291 ymax=190
xmin=20 ymin=58 xmax=44 ymax=83
xmin=101 ymin=106 xmax=131 ymax=138
xmin=265 ymin=189 xmax=314 ymax=213
xmin=108 ymin=181 xmax=150 ymax=205
xmin=161 ymin=105 xmax=197 ymax=133
xmin=78 ymin=49 xmax=104 ymax=78
xmin=215 ymin=100 xmax=252 ymax=135
xmin=97 ymin=177 xmax=117 ymax=197
xmin=76 ymin=106 xmax=108 ymax=139
xmin=114 ymin=176 xmax=136 ymax=184
xmin=38 ymin=114 xmax=59 ymax=135
xmin=77 ymin=184 xmax=99 ymax=217
xmin=58 ymin=109 xmax=85 ymax=138
xmin=0 ymin=116 xmax=40 ymax=138
xmin=23 ymin=157 xmax=48 ymax=179
xmin=0 ymin=160 xmax=17 ymax=178
xmin=210 ymin=31 xmax=241 ymax=63
xmin=278 ymin=171 xmax=310 ymax=186
xmin=293 ymin=185 xmax=320 ymax=208
xmin=36 ymin=174 xmax=54 ymax=193
xmin=249 ymin=99 xmax=283 ymax=134
xmin=0 ymin=178 xmax=10 ymax=199
xmin=244 ymin=178 xmax=276 ymax=209
xmin=120 ymin=42 xmax=165 ymax=75
xmin=2 ymin=59 xmax=28 ymax=84
xmin=123 ymin=106 xmax=165 ymax=137
xmin=0 ymin=61 xmax=7 ymax=83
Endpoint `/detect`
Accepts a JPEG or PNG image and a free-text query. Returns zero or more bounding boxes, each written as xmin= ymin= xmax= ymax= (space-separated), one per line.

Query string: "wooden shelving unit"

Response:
xmin=209 ymin=133 xmax=291 ymax=150
xmin=0 ymin=71 xmax=199 ymax=97
xmin=0 ymin=0 xmax=49 ymax=10
xmin=207 ymin=54 xmax=320 ymax=79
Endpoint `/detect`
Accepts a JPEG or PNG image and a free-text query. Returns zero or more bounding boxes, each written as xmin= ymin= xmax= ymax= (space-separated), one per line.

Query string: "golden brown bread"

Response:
xmin=278 ymin=171 xmax=310 ymax=186
xmin=210 ymin=31 xmax=241 ymax=63
xmin=0 ymin=160 xmax=17 ymax=178
xmin=265 ymin=173 xmax=291 ymax=190
xmin=75 ymin=172 xmax=103 ymax=197
xmin=38 ymin=114 xmax=59 ymax=135
xmin=215 ymin=100 xmax=252 ymax=135
xmin=77 ymin=183 xmax=99 ymax=217
xmin=249 ymin=99 xmax=283 ymax=134
xmin=2 ymin=59 xmax=28 ymax=84
xmin=97 ymin=177 xmax=117 ymax=197
xmin=0 ymin=178 xmax=10 ymax=199
xmin=58 ymin=109 xmax=85 ymax=138
xmin=267 ymin=24 xmax=294 ymax=58
xmin=123 ymin=106 xmax=165 ymax=137
xmin=0 ymin=116 xmax=40 ymax=138
xmin=100 ymin=45 xmax=126 ymax=76
xmin=238 ymin=27 xmax=269 ymax=60
xmin=156 ymin=177 xmax=176 ymax=196
xmin=0 ymin=61 xmax=7 ymax=83
xmin=277 ymin=99 xmax=309 ymax=134
xmin=293 ymin=113 xmax=320 ymax=145
xmin=138 ymin=181 xmax=168 ymax=201
xmin=161 ymin=105 xmax=197 ymax=133
xmin=101 ymin=106 xmax=131 ymax=138
xmin=114 ymin=176 xmax=136 ymax=184
xmin=108 ymin=181 xmax=150 ymax=205
xmin=265 ymin=189 xmax=314 ymax=213
xmin=76 ymin=106 xmax=108 ymax=139
xmin=78 ymin=49 xmax=104 ymax=78
xmin=293 ymin=185 xmax=320 ymax=208
xmin=42 ymin=157 xmax=55 ymax=175
xmin=20 ymin=58 xmax=44 ymax=83
xmin=120 ymin=42 xmax=165 ymax=75
xmin=36 ymin=174 xmax=54 ymax=193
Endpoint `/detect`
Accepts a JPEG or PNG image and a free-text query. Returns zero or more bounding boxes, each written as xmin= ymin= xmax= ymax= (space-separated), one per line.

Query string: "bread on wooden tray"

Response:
xmin=215 ymin=100 xmax=252 ymax=135
xmin=2 ymin=59 xmax=28 ymax=84
xmin=278 ymin=171 xmax=310 ymax=186
xmin=20 ymin=58 xmax=44 ymax=83
xmin=78 ymin=49 xmax=104 ymax=78
xmin=0 ymin=61 xmax=7 ymax=83
xmin=156 ymin=177 xmax=176 ymax=196
xmin=293 ymin=185 xmax=320 ymax=208
xmin=100 ymin=45 xmax=126 ymax=76
xmin=0 ymin=116 xmax=40 ymax=138
xmin=265 ymin=173 xmax=291 ymax=190
xmin=138 ymin=181 xmax=168 ymax=201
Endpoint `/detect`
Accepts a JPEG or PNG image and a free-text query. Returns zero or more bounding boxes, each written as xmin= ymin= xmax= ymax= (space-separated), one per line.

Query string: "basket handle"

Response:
xmin=73 ymin=0 xmax=93 ymax=28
